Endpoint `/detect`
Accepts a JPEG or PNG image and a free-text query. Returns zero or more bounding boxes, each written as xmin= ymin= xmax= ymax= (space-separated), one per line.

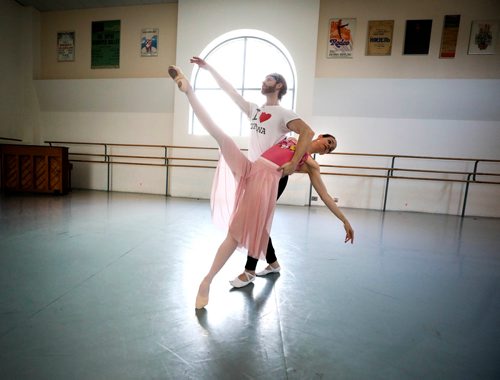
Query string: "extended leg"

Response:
xmin=196 ymin=233 xmax=239 ymax=309
xmin=169 ymin=65 xmax=249 ymax=178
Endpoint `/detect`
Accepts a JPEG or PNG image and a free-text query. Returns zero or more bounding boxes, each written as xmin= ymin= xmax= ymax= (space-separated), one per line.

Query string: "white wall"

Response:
xmin=35 ymin=78 xmax=175 ymax=194
xmin=310 ymin=116 xmax=500 ymax=216
xmin=2 ymin=0 xmax=499 ymax=217
xmin=308 ymin=78 xmax=500 ymax=216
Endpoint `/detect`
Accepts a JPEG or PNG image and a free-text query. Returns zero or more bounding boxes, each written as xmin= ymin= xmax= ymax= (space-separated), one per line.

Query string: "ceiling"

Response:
xmin=15 ymin=0 xmax=177 ymax=12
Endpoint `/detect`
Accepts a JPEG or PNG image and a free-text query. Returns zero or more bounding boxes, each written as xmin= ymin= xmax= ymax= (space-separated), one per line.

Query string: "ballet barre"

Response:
xmin=44 ymin=140 xmax=499 ymax=217
xmin=0 ymin=137 xmax=23 ymax=142
xmin=313 ymin=152 xmax=500 ymax=217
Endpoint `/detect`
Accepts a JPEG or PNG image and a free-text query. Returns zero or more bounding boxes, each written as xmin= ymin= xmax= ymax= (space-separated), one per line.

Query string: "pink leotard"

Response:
xmin=261 ymin=137 xmax=310 ymax=169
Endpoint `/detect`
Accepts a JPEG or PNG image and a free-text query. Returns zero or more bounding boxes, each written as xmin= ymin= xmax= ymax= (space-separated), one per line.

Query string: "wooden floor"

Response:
xmin=0 ymin=190 xmax=499 ymax=379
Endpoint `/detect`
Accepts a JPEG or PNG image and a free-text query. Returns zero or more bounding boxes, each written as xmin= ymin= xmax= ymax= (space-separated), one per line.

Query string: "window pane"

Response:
xmin=195 ymin=39 xmax=245 ymax=89
xmin=244 ymin=38 xmax=294 ymax=89
xmin=279 ymin=93 xmax=294 ymax=110
xmin=191 ymin=33 xmax=296 ymax=136
xmin=194 ymin=68 xmax=218 ymax=90
xmin=242 ymin=89 xmax=265 ymax=107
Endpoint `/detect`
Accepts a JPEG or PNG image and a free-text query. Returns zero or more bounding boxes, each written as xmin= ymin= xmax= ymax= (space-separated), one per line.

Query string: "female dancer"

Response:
xmin=168 ymin=65 xmax=354 ymax=309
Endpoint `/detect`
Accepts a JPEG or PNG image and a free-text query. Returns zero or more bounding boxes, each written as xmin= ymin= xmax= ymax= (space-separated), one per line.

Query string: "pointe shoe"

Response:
xmin=195 ymin=281 xmax=210 ymax=309
xmin=168 ymin=65 xmax=189 ymax=92
xmin=256 ymin=265 xmax=281 ymax=276
xmin=229 ymin=271 xmax=255 ymax=288
xmin=195 ymin=294 xmax=209 ymax=309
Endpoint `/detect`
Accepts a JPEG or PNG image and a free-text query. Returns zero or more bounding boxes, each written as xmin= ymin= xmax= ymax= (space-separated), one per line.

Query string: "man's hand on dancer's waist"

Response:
xmin=278 ymin=161 xmax=297 ymax=177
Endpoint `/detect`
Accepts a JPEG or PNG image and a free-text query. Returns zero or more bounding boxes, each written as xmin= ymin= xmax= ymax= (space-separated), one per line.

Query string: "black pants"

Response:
xmin=245 ymin=175 xmax=289 ymax=271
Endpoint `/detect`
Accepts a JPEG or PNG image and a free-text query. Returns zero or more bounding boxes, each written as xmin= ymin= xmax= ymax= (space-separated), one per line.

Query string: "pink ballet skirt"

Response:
xmin=211 ymin=155 xmax=281 ymax=260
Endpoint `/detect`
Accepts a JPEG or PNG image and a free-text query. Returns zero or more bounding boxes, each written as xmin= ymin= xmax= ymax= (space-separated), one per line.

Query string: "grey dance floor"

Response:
xmin=0 ymin=190 xmax=499 ymax=380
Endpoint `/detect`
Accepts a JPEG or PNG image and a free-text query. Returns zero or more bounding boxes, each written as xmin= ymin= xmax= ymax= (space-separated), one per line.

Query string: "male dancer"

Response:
xmin=168 ymin=65 xmax=353 ymax=309
xmin=190 ymin=57 xmax=314 ymax=287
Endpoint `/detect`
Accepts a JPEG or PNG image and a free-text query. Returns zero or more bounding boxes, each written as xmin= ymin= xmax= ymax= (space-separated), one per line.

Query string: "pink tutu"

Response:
xmin=211 ymin=156 xmax=281 ymax=260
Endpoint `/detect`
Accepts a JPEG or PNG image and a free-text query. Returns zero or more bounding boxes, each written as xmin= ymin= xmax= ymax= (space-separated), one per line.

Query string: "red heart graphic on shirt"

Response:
xmin=259 ymin=112 xmax=272 ymax=123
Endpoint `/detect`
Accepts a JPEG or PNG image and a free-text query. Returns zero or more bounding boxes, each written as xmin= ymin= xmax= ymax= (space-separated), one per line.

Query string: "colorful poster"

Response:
xmin=468 ymin=20 xmax=498 ymax=55
xmin=328 ymin=18 xmax=356 ymax=58
xmin=141 ymin=28 xmax=159 ymax=57
xmin=403 ymin=19 xmax=432 ymax=55
xmin=91 ymin=20 xmax=121 ymax=69
xmin=439 ymin=15 xmax=461 ymax=58
xmin=366 ymin=20 xmax=394 ymax=56
xmin=57 ymin=31 xmax=75 ymax=62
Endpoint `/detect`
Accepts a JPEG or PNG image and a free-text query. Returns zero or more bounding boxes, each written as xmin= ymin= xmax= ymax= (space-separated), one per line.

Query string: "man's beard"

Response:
xmin=261 ymin=84 xmax=277 ymax=95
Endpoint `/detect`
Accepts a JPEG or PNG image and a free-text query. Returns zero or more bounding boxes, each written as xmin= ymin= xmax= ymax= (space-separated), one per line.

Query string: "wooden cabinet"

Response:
xmin=0 ymin=144 xmax=70 ymax=194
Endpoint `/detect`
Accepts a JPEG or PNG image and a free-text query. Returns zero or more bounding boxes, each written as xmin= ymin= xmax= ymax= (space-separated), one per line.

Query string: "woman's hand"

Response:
xmin=190 ymin=56 xmax=208 ymax=68
xmin=344 ymin=222 xmax=354 ymax=244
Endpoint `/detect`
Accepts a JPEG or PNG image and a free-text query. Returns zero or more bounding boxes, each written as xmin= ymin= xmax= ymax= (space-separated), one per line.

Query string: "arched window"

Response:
xmin=190 ymin=29 xmax=296 ymax=136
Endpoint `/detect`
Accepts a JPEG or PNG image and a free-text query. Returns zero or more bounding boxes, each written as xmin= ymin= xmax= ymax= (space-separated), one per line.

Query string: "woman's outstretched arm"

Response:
xmin=304 ymin=158 xmax=354 ymax=243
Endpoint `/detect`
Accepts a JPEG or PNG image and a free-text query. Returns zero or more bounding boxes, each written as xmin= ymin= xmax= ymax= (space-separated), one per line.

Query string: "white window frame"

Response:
xmin=190 ymin=29 xmax=297 ymax=136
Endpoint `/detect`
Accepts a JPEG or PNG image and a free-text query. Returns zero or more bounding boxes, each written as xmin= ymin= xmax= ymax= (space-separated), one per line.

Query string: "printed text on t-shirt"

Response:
xmin=250 ymin=108 xmax=271 ymax=134
xmin=250 ymin=123 xmax=266 ymax=134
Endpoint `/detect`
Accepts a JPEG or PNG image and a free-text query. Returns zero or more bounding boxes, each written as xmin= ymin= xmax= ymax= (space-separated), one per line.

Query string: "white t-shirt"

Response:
xmin=247 ymin=103 xmax=300 ymax=162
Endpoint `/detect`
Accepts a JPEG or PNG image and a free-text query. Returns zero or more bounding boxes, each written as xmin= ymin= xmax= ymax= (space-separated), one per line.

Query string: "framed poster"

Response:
xmin=141 ymin=28 xmax=159 ymax=57
xmin=403 ymin=19 xmax=432 ymax=55
xmin=328 ymin=18 xmax=356 ymax=58
xmin=366 ymin=20 xmax=394 ymax=56
xmin=439 ymin=15 xmax=461 ymax=58
xmin=91 ymin=20 xmax=120 ymax=69
xmin=57 ymin=31 xmax=75 ymax=62
xmin=468 ymin=20 xmax=498 ymax=55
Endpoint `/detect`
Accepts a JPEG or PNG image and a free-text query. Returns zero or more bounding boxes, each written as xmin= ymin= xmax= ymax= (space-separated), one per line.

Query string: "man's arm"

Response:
xmin=190 ymin=57 xmax=251 ymax=116
xmin=278 ymin=118 xmax=314 ymax=176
